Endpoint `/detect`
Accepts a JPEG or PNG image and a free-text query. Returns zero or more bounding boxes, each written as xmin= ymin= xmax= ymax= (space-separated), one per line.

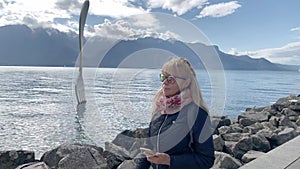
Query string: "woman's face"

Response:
xmin=161 ymin=72 xmax=182 ymax=97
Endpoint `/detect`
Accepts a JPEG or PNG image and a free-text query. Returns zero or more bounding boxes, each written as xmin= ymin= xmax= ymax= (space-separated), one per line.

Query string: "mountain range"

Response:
xmin=0 ymin=24 xmax=298 ymax=71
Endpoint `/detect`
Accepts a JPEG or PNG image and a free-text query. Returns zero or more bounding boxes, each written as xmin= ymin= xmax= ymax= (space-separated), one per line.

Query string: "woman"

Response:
xmin=135 ymin=57 xmax=215 ymax=169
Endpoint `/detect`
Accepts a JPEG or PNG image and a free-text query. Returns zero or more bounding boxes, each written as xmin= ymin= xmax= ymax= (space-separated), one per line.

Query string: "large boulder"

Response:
xmin=270 ymin=127 xmax=298 ymax=146
xmin=0 ymin=150 xmax=35 ymax=169
xmin=272 ymin=95 xmax=300 ymax=112
xmin=242 ymin=122 xmax=264 ymax=134
xmin=223 ymin=141 xmax=236 ymax=155
xmin=112 ymin=128 xmax=148 ymax=151
xmin=232 ymin=137 xmax=253 ymax=159
xmin=40 ymin=143 xmax=122 ymax=169
xmin=241 ymin=150 xmax=265 ymax=163
xmin=213 ymin=135 xmax=225 ymax=152
xmin=105 ymin=142 xmax=132 ymax=159
xmin=238 ymin=107 xmax=271 ymax=123
xmin=211 ymin=116 xmax=231 ymax=134
xmin=222 ymin=133 xmax=249 ymax=142
xmin=250 ymin=134 xmax=271 ymax=152
xmin=239 ymin=118 xmax=256 ymax=127
xmin=211 ymin=151 xmax=242 ymax=169
xmin=278 ymin=115 xmax=298 ymax=128
xmin=218 ymin=124 xmax=243 ymax=135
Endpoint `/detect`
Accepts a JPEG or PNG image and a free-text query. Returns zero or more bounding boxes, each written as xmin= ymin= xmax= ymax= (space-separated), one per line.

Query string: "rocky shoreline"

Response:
xmin=1 ymin=95 xmax=300 ymax=169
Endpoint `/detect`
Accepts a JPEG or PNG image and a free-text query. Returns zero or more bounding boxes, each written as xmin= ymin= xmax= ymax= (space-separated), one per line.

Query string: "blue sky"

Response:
xmin=1 ymin=0 xmax=300 ymax=65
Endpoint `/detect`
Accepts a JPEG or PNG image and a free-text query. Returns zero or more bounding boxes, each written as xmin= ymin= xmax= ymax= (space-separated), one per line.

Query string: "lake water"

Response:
xmin=0 ymin=66 xmax=299 ymax=158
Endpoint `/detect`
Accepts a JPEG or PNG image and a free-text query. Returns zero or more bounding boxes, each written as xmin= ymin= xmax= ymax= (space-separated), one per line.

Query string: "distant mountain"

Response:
xmin=0 ymin=24 xmax=78 ymax=66
xmin=0 ymin=24 xmax=297 ymax=71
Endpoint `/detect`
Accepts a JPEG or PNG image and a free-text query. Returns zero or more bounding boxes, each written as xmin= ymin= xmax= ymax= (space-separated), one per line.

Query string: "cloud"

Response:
xmin=291 ymin=27 xmax=300 ymax=32
xmin=55 ymin=0 xmax=81 ymax=12
xmin=147 ymin=0 xmax=208 ymax=15
xmin=0 ymin=0 xmax=5 ymax=9
xmin=228 ymin=42 xmax=300 ymax=65
xmin=0 ymin=0 xmax=72 ymax=30
xmin=0 ymin=0 xmax=148 ymax=33
xmin=197 ymin=1 xmax=241 ymax=18
xmin=91 ymin=18 xmax=180 ymax=40
xmin=89 ymin=0 xmax=147 ymax=18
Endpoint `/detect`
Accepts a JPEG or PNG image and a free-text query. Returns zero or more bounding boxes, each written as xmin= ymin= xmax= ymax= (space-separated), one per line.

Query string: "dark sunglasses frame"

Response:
xmin=159 ymin=73 xmax=186 ymax=83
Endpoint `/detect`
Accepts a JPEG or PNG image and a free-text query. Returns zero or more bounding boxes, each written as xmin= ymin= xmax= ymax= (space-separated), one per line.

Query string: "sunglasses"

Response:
xmin=159 ymin=73 xmax=186 ymax=84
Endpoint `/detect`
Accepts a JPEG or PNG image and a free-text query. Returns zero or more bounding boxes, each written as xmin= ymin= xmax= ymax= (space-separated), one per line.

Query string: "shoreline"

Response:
xmin=1 ymin=94 xmax=300 ymax=169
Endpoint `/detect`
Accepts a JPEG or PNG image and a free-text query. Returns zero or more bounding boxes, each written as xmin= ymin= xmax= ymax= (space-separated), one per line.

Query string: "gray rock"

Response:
xmin=16 ymin=162 xmax=50 ymax=169
xmin=250 ymin=134 xmax=271 ymax=152
xmin=238 ymin=107 xmax=271 ymax=123
xmin=261 ymin=121 xmax=276 ymax=130
xmin=0 ymin=150 xmax=35 ymax=169
xmin=297 ymin=127 xmax=300 ymax=135
xmin=241 ymin=150 xmax=266 ymax=163
xmin=281 ymin=108 xmax=299 ymax=117
xmin=272 ymin=95 xmax=300 ymax=111
xmin=41 ymin=143 xmax=112 ymax=169
xmin=102 ymin=150 xmax=127 ymax=169
xmin=243 ymin=126 xmax=259 ymax=134
xmin=279 ymin=115 xmax=298 ymax=128
xmin=218 ymin=125 xmax=243 ymax=135
xmin=270 ymin=128 xmax=297 ymax=146
xmin=213 ymin=135 xmax=225 ymax=151
xmin=232 ymin=137 xmax=252 ymax=159
xmin=117 ymin=160 xmax=137 ymax=169
xmin=230 ymin=124 xmax=244 ymax=133
xmin=222 ymin=133 xmax=248 ymax=142
xmin=218 ymin=126 xmax=231 ymax=135
xmin=289 ymin=115 xmax=299 ymax=122
xmin=211 ymin=116 xmax=231 ymax=134
xmin=211 ymin=151 xmax=242 ymax=169
xmin=269 ymin=116 xmax=280 ymax=128
xmin=296 ymin=116 xmax=300 ymax=126
xmin=256 ymin=128 xmax=274 ymax=139
xmin=224 ymin=141 xmax=237 ymax=155
xmin=239 ymin=118 xmax=256 ymax=127
xmin=112 ymin=128 xmax=148 ymax=151
xmin=105 ymin=142 xmax=132 ymax=159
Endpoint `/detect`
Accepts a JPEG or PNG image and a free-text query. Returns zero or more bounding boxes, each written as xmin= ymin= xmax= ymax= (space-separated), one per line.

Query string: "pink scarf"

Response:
xmin=156 ymin=89 xmax=192 ymax=114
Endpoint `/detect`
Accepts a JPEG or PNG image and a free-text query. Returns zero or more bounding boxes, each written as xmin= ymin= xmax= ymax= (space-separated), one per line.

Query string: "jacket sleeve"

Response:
xmin=134 ymin=122 xmax=153 ymax=169
xmin=169 ymin=109 xmax=215 ymax=169
xmin=134 ymin=154 xmax=151 ymax=169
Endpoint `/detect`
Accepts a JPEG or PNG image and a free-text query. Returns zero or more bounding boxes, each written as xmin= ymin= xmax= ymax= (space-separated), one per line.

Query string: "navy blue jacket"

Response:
xmin=135 ymin=102 xmax=215 ymax=169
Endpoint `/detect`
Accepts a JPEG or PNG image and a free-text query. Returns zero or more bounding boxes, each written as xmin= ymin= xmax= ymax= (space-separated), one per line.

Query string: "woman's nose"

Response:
xmin=162 ymin=79 xmax=169 ymax=85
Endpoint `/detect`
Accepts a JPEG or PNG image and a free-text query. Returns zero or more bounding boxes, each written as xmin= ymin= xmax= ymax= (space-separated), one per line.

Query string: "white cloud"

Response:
xmin=0 ymin=0 xmax=73 ymax=31
xmin=197 ymin=1 xmax=241 ymax=18
xmin=291 ymin=27 xmax=300 ymax=32
xmin=91 ymin=18 xmax=180 ymax=40
xmin=89 ymin=0 xmax=147 ymax=18
xmin=228 ymin=42 xmax=300 ymax=65
xmin=0 ymin=0 xmax=149 ymax=33
xmin=147 ymin=0 xmax=208 ymax=15
xmin=0 ymin=0 xmax=5 ymax=9
xmin=55 ymin=0 xmax=81 ymax=12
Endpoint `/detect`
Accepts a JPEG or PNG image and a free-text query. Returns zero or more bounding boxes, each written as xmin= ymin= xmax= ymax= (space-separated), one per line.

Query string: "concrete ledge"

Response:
xmin=240 ymin=135 xmax=300 ymax=169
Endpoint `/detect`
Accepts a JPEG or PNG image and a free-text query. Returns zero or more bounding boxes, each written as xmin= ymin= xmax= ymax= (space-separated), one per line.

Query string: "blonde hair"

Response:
xmin=152 ymin=57 xmax=209 ymax=114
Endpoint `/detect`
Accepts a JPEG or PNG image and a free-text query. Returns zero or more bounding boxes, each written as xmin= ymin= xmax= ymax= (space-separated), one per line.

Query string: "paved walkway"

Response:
xmin=240 ymin=135 xmax=300 ymax=169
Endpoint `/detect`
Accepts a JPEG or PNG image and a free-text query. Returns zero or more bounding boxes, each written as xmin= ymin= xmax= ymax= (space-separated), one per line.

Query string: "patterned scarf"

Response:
xmin=156 ymin=88 xmax=192 ymax=114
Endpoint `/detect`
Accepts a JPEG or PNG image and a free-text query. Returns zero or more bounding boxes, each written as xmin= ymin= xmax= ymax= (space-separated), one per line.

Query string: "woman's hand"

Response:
xmin=145 ymin=152 xmax=170 ymax=166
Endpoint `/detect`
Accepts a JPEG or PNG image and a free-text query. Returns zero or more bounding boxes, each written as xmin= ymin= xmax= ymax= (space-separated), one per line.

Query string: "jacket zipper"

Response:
xmin=156 ymin=114 xmax=168 ymax=169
